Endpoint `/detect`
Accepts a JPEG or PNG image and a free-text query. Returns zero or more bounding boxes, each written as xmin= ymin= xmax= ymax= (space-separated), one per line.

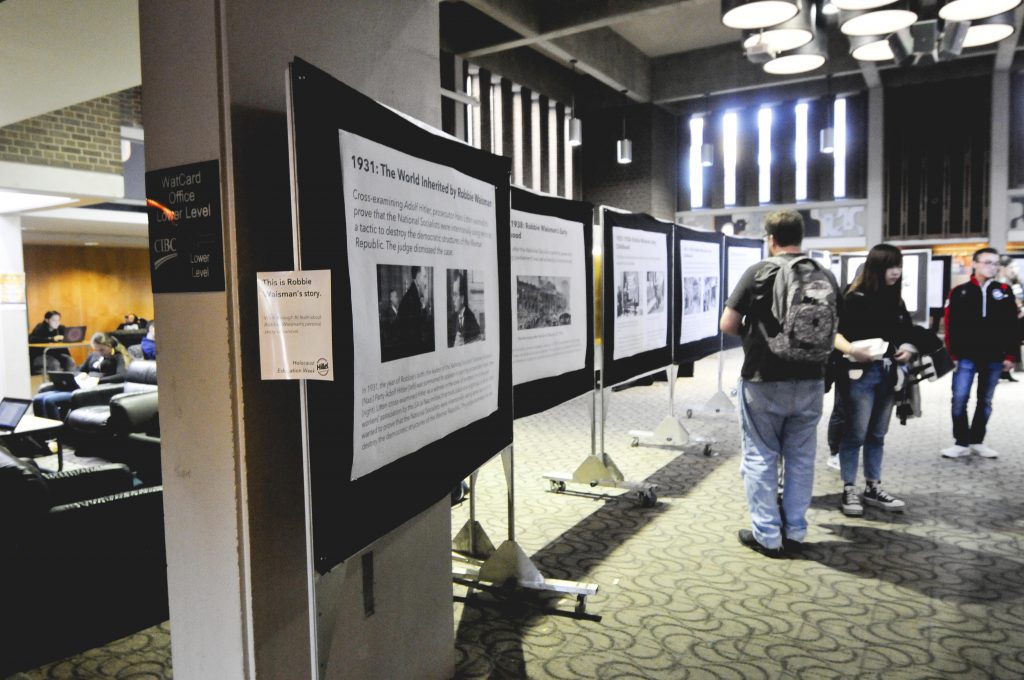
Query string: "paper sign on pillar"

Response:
xmin=257 ymin=269 xmax=334 ymax=380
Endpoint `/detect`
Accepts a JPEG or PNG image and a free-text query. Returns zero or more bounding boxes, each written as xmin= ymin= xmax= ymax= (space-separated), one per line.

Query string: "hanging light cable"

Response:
xmin=617 ymin=89 xmax=633 ymax=164
xmin=568 ymin=59 xmax=582 ymax=147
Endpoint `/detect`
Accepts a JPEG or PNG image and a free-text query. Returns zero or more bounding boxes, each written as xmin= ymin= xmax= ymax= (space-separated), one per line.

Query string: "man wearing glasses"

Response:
xmin=942 ymin=248 xmax=1020 ymax=459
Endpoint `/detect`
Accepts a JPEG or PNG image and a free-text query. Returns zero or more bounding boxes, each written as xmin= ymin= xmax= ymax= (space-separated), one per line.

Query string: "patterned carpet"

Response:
xmin=10 ymin=350 xmax=1024 ymax=679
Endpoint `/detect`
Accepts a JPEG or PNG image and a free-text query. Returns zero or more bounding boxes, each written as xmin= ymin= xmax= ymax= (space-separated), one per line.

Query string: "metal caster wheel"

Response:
xmin=637 ymin=490 xmax=657 ymax=507
xmin=631 ymin=437 xmax=640 ymax=447
xmin=549 ymin=480 xmax=566 ymax=493
xmin=686 ymin=408 xmax=693 ymax=419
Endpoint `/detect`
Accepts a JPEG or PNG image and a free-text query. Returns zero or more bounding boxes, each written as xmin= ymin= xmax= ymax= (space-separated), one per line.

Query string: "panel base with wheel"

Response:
xmin=542 ymin=453 xmax=659 ymax=507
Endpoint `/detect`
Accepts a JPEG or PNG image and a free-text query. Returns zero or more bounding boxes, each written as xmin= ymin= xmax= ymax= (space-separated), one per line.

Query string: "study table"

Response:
xmin=0 ymin=413 xmax=65 ymax=470
xmin=28 ymin=342 xmax=93 ymax=380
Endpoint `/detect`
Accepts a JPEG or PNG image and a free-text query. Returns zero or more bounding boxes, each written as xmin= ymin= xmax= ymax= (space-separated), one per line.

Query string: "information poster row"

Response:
xmin=286 ymin=59 xmax=767 ymax=571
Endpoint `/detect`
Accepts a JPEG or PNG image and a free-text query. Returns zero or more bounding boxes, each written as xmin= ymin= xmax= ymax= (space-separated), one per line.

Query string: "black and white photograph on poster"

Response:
xmin=517 ymin=276 xmax=571 ymax=329
xmin=683 ymin=277 xmax=701 ymax=314
xmin=612 ymin=226 xmax=668 ymax=360
xmin=727 ymin=245 xmax=763 ymax=298
xmin=616 ymin=271 xmax=641 ymax=317
xmin=679 ymin=239 xmax=721 ymax=344
xmin=341 ymin=130 xmax=499 ymax=480
xmin=377 ymin=264 xmax=434 ymax=362
xmin=703 ymin=276 xmax=718 ymax=312
xmin=511 ymin=208 xmax=587 ymax=386
xmin=646 ymin=271 xmax=665 ymax=314
xmin=447 ymin=268 xmax=485 ymax=347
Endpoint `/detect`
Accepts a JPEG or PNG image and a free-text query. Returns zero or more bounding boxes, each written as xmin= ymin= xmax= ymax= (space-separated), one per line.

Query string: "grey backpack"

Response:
xmin=757 ymin=255 xmax=839 ymax=363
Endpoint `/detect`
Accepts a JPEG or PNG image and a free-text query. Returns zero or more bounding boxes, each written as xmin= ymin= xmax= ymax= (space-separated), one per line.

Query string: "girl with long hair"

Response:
xmin=832 ymin=244 xmax=914 ymax=516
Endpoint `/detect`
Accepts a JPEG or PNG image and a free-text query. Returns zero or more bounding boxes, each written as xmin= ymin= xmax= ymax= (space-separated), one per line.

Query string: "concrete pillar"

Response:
xmin=139 ymin=1 xmax=452 ymax=678
xmin=990 ymin=71 xmax=1011 ymax=251
xmin=0 ymin=215 xmax=31 ymax=399
xmin=865 ymin=86 xmax=884 ymax=249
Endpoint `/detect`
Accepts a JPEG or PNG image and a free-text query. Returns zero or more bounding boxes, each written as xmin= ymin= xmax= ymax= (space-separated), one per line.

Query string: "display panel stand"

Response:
xmin=702 ymin=335 xmax=736 ymax=415
xmin=452 ymin=469 xmax=497 ymax=559
xmin=542 ymin=351 xmax=659 ymax=507
xmin=453 ymin=446 xmax=598 ymax=617
xmin=624 ymin=364 xmax=716 ymax=455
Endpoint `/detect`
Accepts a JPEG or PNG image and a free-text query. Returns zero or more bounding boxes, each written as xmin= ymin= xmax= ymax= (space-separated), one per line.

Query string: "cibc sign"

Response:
xmin=146 ymin=159 xmax=226 ymax=293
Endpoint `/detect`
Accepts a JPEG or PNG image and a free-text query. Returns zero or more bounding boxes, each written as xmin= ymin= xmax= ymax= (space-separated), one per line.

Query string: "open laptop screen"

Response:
xmin=0 ymin=397 xmax=31 ymax=431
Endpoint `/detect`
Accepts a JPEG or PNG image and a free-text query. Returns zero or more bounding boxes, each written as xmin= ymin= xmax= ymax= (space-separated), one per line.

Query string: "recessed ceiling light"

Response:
xmin=840 ymin=8 xmax=918 ymax=36
xmin=0 ymin=190 xmax=74 ymax=215
xmin=722 ymin=0 xmax=800 ymax=30
xmin=940 ymin=0 xmax=1022 ymax=22
xmin=84 ymin=241 xmax=99 ymax=246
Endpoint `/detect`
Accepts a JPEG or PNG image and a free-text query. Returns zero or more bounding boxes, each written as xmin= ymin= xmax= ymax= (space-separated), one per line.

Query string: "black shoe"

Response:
xmin=862 ymin=483 xmax=906 ymax=512
xmin=782 ymin=538 xmax=803 ymax=557
xmin=737 ymin=529 xmax=784 ymax=558
xmin=1001 ymin=371 xmax=1018 ymax=382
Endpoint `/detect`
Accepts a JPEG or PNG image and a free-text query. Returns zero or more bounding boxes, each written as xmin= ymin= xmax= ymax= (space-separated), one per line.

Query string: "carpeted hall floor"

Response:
xmin=9 ymin=349 xmax=1024 ymax=679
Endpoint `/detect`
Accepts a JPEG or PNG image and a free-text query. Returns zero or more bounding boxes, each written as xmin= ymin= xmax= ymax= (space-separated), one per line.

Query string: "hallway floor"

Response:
xmin=9 ymin=350 xmax=1024 ymax=679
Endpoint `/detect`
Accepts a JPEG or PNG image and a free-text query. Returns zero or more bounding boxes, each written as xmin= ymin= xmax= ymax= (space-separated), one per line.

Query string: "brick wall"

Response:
xmin=0 ymin=87 xmax=142 ymax=174
xmin=581 ymin=103 xmax=678 ymax=222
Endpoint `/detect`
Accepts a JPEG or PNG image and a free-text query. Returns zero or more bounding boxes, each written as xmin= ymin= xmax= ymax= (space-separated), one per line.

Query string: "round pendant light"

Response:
xmin=833 ymin=0 xmax=897 ymax=9
xmin=722 ymin=0 xmax=800 ymax=30
xmin=840 ymin=7 xmax=917 ymax=36
xmin=962 ymin=11 xmax=1017 ymax=47
xmin=763 ymin=33 xmax=828 ymax=74
xmin=939 ymin=0 xmax=1022 ymax=22
xmin=742 ymin=0 xmax=815 ymax=53
xmin=849 ymin=34 xmax=896 ymax=60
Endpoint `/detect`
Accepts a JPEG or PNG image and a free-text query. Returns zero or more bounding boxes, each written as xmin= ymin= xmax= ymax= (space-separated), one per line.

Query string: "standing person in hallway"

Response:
xmin=942 ymin=248 xmax=1020 ymax=459
xmin=720 ymin=210 xmax=841 ymax=558
xmin=831 ymin=244 xmax=913 ymax=517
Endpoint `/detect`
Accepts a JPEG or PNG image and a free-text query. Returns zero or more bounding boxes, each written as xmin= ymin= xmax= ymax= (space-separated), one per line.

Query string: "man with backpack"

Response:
xmin=720 ymin=210 xmax=843 ymax=558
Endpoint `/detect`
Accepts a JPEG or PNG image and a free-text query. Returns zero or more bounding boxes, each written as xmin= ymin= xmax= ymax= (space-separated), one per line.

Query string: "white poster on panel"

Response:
xmin=340 ymin=130 xmax=499 ymax=480
xmin=727 ymin=246 xmax=762 ymax=298
xmin=611 ymin=226 xmax=668 ymax=360
xmin=679 ymin=239 xmax=721 ymax=345
xmin=928 ymin=259 xmax=945 ymax=309
xmin=510 ymin=209 xmax=587 ymax=385
xmin=902 ymin=254 xmax=920 ymax=313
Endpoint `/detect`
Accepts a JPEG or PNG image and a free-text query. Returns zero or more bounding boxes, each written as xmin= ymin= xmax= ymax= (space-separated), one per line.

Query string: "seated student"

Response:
xmin=141 ymin=321 xmax=156 ymax=360
xmin=28 ymin=310 xmax=78 ymax=373
xmin=32 ymin=333 xmax=130 ymax=420
xmin=117 ymin=313 xmax=148 ymax=331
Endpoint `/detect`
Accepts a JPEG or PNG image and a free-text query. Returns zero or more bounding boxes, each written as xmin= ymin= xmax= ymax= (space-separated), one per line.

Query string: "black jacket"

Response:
xmin=944 ymin=276 xmax=1020 ymax=362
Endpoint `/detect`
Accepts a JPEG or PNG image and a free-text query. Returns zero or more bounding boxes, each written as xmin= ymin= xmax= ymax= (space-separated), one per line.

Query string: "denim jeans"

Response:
xmin=827 ymin=389 xmax=847 ymax=455
xmin=951 ymin=358 xmax=1003 ymax=446
xmin=738 ymin=379 xmax=824 ymax=548
xmin=838 ymin=361 xmax=895 ymax=485
xmin=32 ymin=390 xmax=73 ymax=420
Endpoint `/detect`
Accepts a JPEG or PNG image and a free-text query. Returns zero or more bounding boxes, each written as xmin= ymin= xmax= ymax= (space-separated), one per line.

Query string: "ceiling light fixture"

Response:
xmin=742 ymin=0 xmax=816 ymax=56
xmin=939 ymin=0 xmax=1022 ymax=22
xmin=832 ymin=0 xmax=897 ymax=8
xmin=764 ymin=29 xmax=828 ymax=74
xmin=822 ymin=1 xmax=840 ymax=15
xmin=840 ymin=5 xmax=918 ymax=36
xmin=849 ymin=34 xmax=896 ymax=59
xmin=721 ymin=0 xmax=800 ymax=30
xmin=962 ymin=11 xmax=1017 ymax=47
xmin=568 ymin=59 xmax=582 ymax=147
xmin=617 ymin=90 xmax=632 ymax=165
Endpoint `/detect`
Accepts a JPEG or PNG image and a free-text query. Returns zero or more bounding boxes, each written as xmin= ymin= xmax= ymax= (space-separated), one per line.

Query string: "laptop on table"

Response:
xmin=63 ymin=325 xmax=87 ymax=343
xmin=0 ymin=397 xmax=31 ymax=434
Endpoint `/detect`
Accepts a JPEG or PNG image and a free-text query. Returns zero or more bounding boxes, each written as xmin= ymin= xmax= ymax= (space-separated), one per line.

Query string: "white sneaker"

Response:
xmin=827 ymin=454 xmax=840 ymax=470
xmin=941 ymin=444 xmax=971 ymax=458
xmin=971 ymin=444 xmax=999 ymax=458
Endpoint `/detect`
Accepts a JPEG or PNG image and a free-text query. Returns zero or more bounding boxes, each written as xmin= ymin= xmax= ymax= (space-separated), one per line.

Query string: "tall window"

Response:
xmin=723 ymin=111 xmax=738 ymax=206
xmin=688 ymin=116 xmax=705 ymax=209
xmin=834 ymin=97 xmax=847 ymax=199
xmin=531 ymin=94 xmax=542 ymax=191
xmin=491 ymin=82 xmax=503 ymax=157
xmin=794 ymin=102 xmax=808 ymax=201
xmin=758 ymin=107 xmax=772 ymax=204
xmin=512 ymin=86 xmax=523 ymax=186
xmin=548 ymin=104 xmax=558 ymax=195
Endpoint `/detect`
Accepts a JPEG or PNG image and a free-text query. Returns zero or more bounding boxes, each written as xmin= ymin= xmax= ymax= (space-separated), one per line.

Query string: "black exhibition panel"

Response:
xmin=510 ymin=187 xmax=595 ymax=419
xmin=722 ymin=235 xmax=764 ymax=350
xmin=601 ymin=209 xmax=674 ymax=387
xmin=288 ymin=58 xmax=512 ymax=573
xmin=673 ymin=224 xmax=724 ymax=363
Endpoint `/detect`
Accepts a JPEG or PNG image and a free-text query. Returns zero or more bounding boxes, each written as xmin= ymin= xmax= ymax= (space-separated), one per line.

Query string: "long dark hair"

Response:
xmin=849 ymin=243 xmax=902 ymax=299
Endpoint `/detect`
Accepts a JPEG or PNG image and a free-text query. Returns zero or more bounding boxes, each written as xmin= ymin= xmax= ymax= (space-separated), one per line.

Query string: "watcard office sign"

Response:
xmin=146 ymin=159 xmax=226 ymax=293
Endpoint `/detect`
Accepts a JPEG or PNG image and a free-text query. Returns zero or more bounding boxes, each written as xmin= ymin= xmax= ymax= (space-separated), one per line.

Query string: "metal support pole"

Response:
xmin=468 ymin=469 xmax=479 ymax=556
xmin=502 ymin=447 xmax=515 ymax=543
